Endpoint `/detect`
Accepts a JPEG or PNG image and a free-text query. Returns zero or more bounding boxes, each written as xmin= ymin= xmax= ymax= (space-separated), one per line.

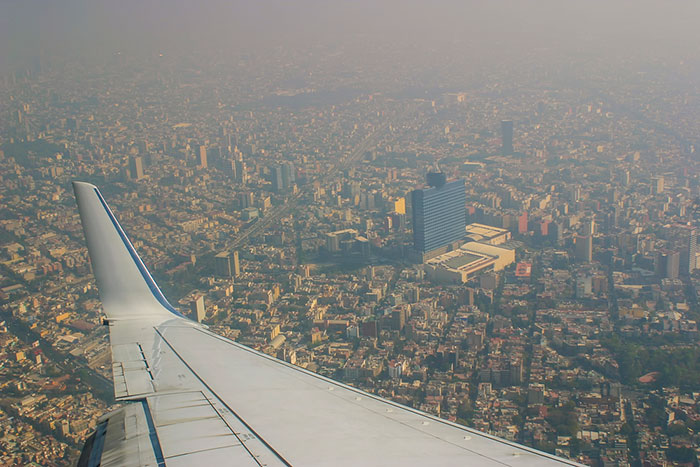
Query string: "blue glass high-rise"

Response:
xmin=411 ymin=178 xmax=466 ymax=255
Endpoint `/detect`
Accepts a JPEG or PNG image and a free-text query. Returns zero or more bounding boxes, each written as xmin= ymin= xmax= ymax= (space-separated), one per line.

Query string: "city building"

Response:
xmin=668 ymin=225 xmax=697 ymax=275
xmin=235 ymin=160 xmax=248 ymax=183
xmin=282 ymin=162 xmax=295 ymax=190
xmin=241 ymin=207 xmax=259 ymax=221
xmin=128 ymin=156 xmax=144 ymax=180
xmin=215 ymin=252 xmax=232 ymax=277
xmin=271 ymin=163 xmax=295 ymax=192
xmin=391 ymin=197 xmax=406 ymax=214
xmin=425 ymin=241 xmax=515 ymax=284
xmin=325 ymin=229 xmax=369 ymax=257
xmin=501 ymin=120 xmax=514 ymax=155
xmin=198 ymin=145 xmax=208 ymax=169
xmin=651 ymin=176 xmax=664 ymax=194
xmin=464 ymin=223 xmax=511 ymax=245
xmin=656 ymin=250 xmax=680 ymax=279
xmin=411 ymin=173 xmax=466 ymax=261
xmin=190 ymin=295 xmax=206 ymax=322
xmin=232 ymin=251 xmax=240 ymax=277
xmin=574 ymin=235 xmax=593 ymax=263
xmin=271 ymin=166 xmax=284 ymax=192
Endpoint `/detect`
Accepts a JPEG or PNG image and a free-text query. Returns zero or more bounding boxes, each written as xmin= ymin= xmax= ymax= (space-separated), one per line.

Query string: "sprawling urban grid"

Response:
xmin=0 ymin=46 xmax=699 ymax=466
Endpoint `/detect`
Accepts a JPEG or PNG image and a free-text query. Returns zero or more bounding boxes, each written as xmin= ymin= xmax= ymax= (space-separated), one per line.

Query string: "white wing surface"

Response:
xmin=73 ymin=182 xmax=582 ymax=466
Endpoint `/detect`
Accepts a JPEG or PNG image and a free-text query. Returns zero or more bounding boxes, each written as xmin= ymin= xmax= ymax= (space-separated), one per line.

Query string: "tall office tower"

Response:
xmin=411 ymin=173 xmax=466 ymax=260
xmin=501 ymin=120 xmax=514 ymax=155
xmin=190 ymin=295 xmax=206 ymax=322
xmin=214 ymin=252 xmax=232 ymax=277
xmin=238 ymin=192 xmax=254 ymax=209
xmin=128 ymin=156 xmax=144 ymax=180
xmin=574 ymin=235 xmax=593 ymax=263
xmin=232 ymin=250 xmax=240 ymax=277
xmin=209 ymin=146 xmax=223 ymax=168
xmin=570 ymin=186 xmax=581 ymax=203
xmin=656 ymin=250 xmax=680 ymax=279
xmin=226 ymin=132 xmax=238 ymax=152
xmin=687 ymin=227 xmax=697 ymax=274
xmin=343 ymin=181 xmax=361 ymax=199
xmin=198 ymin=145 xmax=208 ymax=169
xmin=271 ymin=166 xmax=284 ymax=192
xmin=235 ymin=161 xmax=247 ymax=183
xmin=392 ymin=197 xmax=406 ymax=215
xmin=518 ymin=212 xmax=528 ymax=234
xmin=282 ymin=162 xmax=295 ymax=189
xmin=610 ymin=206 xmax=621 ymax=229
xmin=651 ymin=176 xmax=664 ymax=194
xmin=674 ymin=225 xmax=697 ymax=275
xmin=549 ymin=222 xmax=563 ymax=245
xmin=223 ymin=159 xmax=237 ymax=178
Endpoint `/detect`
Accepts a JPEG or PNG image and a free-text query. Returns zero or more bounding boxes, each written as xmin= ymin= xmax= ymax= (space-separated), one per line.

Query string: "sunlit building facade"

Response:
xmin=411 ymin=177 xmax=466 ymax=259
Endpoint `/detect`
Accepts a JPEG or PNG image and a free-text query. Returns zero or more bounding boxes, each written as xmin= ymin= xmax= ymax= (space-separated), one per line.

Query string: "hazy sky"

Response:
xmin=2 ymin=1 xmax=699 ymax=76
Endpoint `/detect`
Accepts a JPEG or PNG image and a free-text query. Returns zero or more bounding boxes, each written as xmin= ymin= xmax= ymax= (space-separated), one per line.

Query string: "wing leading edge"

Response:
xmin=74 ymin=182 xmax=582 ymax=466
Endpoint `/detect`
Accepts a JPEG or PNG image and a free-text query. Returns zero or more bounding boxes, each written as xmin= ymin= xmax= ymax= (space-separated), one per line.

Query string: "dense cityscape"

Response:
xmin=1 ymin=4 xmax=700 ymax=465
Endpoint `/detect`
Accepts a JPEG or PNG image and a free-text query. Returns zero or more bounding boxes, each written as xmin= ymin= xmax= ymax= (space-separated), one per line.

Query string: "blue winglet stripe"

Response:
xmin=93 ymin=188 xmax=184 ymax=318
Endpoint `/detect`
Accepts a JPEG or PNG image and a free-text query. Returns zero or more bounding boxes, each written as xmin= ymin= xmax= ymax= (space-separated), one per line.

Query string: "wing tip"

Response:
xmin=72 ymin=180 xmax=96 ymax=188
xmin=73 ymin=180 xmax=186 ymax=320
xmin=72 ymin=181 xmax=100 ymax=204
xmin=72 ymin=180 xmax=97 ymax=192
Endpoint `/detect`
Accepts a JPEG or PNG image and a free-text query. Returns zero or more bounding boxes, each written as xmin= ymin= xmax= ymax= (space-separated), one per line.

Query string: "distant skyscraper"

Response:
xmin=282 ymin=162 xmax=295 ymax=189
xmin=392 ymin=197 xmax=406 ymax=215
xmin=674 ymin=226 xmax=697 ymax=275
xmin=232 ymin=250 xmax=240 ymax=277
xmin=518 ymin=212 xmax=528 ymax=234
xmin=198 ymin=145 xmax=208 ymax=169
xmin=656 ymin=250 xmax=680 ymax=279
xmin=575 ymin=276 xmax=593 ymax=298
xmin=549 ymin=222 xmax=563 ymax=245
xmin=574 ymin=235 xmax=593 ymax=263
xmin=570 ymin=186 xmax=581 ymax=203
xmin=269 ymin=163 xmax=295 ymax=192
xmin=651 ymin=176 xmax=664 ymax=194
xmin=190 ymin=295 xmax=206 ymax=322
xmin=343 ymin=181 xmax=361 ymax=199
xmin=208 ymin=146 xmax=223 ymax=168
xmin=235 ymin=161 xmax=247 ymax=183
xmin=215 ymin=252 xmax=232 ymax=277
xmin=239 ymin=192 xmax=254 ymax=209
xmin=686 ymin=227 xmax=697 ymax=275
xmin=271 ymin=166 xmax=284 ymax=192
xmin=223 ymin=159 xmax=237 ymax=178
xmin=501 ymin=120 xmax=514 ymax=155
xmin=129 ymin=156 xmax=144 ymax=180
xmin=411 ymin=174 xmax=466 ymax=259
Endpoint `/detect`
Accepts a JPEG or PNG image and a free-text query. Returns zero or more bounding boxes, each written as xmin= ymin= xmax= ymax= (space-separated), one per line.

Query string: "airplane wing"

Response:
xmin=73 ymin=181 xmax=582 ymax=466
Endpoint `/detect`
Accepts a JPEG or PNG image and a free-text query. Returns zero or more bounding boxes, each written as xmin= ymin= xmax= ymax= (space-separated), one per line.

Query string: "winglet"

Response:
xmin=73 ymin=182 xmax=182 ymax=319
